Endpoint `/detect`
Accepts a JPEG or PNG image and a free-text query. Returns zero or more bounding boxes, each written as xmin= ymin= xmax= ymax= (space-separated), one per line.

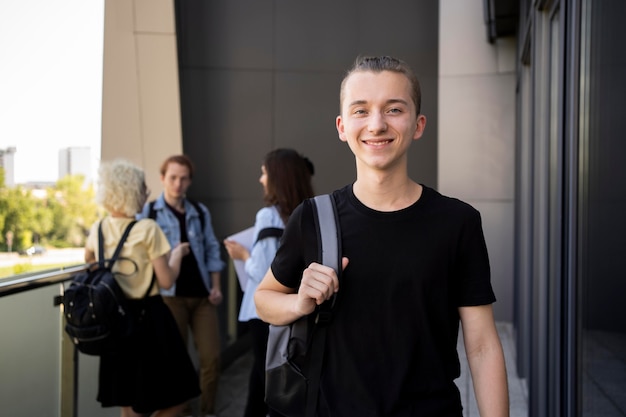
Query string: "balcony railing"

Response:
xmin=0 ymin=264 xmax=91 ymax=417
xmin=0 ymin=258 xmax=243 ymax=417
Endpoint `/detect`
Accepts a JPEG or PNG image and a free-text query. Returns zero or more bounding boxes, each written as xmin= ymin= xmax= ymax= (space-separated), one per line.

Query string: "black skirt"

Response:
xmin=97 ymin=295 xmax=200 ymax=413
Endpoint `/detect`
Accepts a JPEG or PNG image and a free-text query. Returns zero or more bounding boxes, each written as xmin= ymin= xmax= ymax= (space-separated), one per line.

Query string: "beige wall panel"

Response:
xmin=134 ymin=0 xmax=176 ymax=33
xmin=101 ymin=0 xmax=143 ymax=164
xmin=136 ymin=34 xmax=182 ymax=185
xmin=101 ymin=0 xmax=181 ymax=194
xmin=438 ymin=74 xmax=516 ymax=201
xmin=469 ymin=200 xmax=514 ymax=321
xmin=439 ymin=0 xmax=516 ymax=321
xmin=439 ymin=0 xmax=498 ymax=76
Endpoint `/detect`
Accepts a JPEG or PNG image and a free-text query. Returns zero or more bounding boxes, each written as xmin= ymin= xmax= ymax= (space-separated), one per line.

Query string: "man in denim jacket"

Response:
xmin=138 ymin=154 xmax=225 ymax=417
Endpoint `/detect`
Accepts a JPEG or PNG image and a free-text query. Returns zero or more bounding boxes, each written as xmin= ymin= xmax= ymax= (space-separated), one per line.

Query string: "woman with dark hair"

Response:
xmin=224 ymin=148 xmax=315 ymax=417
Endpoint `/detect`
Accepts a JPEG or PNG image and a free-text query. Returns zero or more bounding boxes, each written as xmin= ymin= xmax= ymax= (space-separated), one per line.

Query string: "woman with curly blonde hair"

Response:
xmin=85 ymin=159 xmax=200 ymax=417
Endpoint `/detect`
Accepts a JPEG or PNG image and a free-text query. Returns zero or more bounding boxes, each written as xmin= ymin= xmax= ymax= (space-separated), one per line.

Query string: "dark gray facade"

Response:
xmin=174 ymin=0 xmax=439 ymax=240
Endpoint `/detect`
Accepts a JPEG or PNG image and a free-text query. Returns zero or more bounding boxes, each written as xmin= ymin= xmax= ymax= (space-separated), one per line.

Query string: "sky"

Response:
xmin=0 ymin=0 xmax=104 ymax=184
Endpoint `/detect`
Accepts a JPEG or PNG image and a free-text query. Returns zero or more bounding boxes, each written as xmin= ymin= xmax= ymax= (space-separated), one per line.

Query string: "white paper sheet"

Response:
xmin=226 ymin=227 xmax=255 ymax=291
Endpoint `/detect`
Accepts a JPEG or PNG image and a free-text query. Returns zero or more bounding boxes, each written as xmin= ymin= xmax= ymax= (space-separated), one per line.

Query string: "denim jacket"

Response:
xmin=137 ymin=193 xmax=225 ymax=296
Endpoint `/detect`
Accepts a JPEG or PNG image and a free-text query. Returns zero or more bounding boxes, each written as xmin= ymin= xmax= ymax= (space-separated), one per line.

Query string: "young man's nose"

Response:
xmin=368 ymin=113 xmax=387 ymax=133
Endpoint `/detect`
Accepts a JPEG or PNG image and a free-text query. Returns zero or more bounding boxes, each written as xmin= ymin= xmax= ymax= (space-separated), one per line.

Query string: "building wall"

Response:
xmin=100 ymin=0 xmax=183 ymax=195
xmin=0 ymin=147 xmax=16 ymax=187
xmin=175 ymin=0 xmax=440 ymax=244
xmin=58 ymin=146 xmax=92 ymax=183
xmin=438 ymin=0 xmax=516 ymax=321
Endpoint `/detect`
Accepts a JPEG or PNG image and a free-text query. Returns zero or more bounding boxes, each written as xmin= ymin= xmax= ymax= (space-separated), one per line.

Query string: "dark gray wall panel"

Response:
xmin=177 ymin=0 xmax=274 ymax=69
xmin=180 ymin=69 xmax=274 ymax=235
xmin=358 ymin=0 xmax=439 ymax=79
xmin=274 ymin=71 xmax=354 ymax=193
xmin=275 ymin=1 xmax=359 ymax=71
xmin=409 ymin=74 xmax=437 ymax=188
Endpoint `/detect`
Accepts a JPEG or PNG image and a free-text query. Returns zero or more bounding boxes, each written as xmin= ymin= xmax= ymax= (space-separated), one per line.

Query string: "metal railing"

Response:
xmin=0 ymin=264 xmax=87 ymax=297
xmin=1 ymin=264 xmax=88 ymax=417
xmin=0 ymin=261 xmax=242 ymax=417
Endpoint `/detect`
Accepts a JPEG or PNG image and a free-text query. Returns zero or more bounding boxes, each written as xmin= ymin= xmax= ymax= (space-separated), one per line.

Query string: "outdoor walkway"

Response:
xmin=214 ymin=322 xmax=528 ymax=417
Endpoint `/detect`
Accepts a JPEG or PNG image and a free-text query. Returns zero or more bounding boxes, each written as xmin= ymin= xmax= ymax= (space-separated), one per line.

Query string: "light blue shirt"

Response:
xmin=238 ymin=205 xmax=284 ymax=321
xmin=137 ymin=193 xmax=225 ymax=296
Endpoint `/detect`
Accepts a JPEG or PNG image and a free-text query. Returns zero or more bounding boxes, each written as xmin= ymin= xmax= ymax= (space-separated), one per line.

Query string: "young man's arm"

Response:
xmin=459 ymin=304 xmax=510 ymax=417
xmin=255 ymin=260 xmax=346 ymax=326
xmin=208 ymin=270 xmax=223 ymax=305
xmin=197 ymin=203 xmax=225 ymax=305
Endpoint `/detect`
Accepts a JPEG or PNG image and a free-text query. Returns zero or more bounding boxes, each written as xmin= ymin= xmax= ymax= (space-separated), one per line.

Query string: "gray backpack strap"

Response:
xmin=305 ymin=194 xmax=340 ymax=417
xmin=313 ymin=194 xmax=340 ymax=275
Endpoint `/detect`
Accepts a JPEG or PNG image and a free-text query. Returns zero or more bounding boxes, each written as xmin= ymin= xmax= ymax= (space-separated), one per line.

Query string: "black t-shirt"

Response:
xmin=270 ymin=184 xmax=496 ymax=416
xmin=165 ymin=203 xmax=208 ymax=298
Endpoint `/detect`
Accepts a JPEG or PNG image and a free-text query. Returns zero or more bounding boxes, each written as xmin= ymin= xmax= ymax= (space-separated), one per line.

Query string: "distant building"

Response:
xmin=22 ymin=181 xmax=56 ymax=196
xmin=59 ymin=147 xmax=92 ymax=184
xmin=0 ymin=147 xmax=16 ymax=187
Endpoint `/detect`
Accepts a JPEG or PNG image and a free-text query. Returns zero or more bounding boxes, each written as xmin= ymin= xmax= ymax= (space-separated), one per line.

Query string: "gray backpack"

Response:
xmin=265 ymin=194 xmax=341 ymax=417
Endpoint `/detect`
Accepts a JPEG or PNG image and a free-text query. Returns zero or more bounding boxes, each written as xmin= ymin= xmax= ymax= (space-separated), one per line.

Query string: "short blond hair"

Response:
xmin=96 ymin=159 xmax=146 ymax=216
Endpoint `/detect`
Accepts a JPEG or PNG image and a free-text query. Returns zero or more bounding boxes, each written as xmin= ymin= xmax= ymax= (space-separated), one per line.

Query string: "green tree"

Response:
xmin=0 ymin=186 xmax=38 ymax=250
xmin=46 ymin=175 xmax=99 ymax=247
xmin=0 ymin=173 xmax=99 ymax=251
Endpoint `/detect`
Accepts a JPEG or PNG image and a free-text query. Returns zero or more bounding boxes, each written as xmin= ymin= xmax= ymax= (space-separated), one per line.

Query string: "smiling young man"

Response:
xmin=255 ymin=56 xmax=509 ymax=417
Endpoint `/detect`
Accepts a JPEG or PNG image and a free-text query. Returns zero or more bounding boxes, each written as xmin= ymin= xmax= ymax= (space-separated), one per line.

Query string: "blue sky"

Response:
xmin=0 ymin=0 xmax=104 ymax=183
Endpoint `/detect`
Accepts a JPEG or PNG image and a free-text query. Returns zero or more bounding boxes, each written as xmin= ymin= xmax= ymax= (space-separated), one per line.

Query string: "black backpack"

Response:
xmin=63 ymin=220 xmax=142 ymax=355
xmin=264 ymin=194 xmax=341 ymax=417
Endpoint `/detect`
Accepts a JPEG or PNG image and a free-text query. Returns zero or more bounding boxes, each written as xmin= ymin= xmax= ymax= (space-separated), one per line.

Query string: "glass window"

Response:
xmin=579 ymin=1 xmax=626 ymax=415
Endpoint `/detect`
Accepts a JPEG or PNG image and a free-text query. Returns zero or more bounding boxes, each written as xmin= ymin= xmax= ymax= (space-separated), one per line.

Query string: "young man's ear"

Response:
xmin=336 ymin=115 xmax=348 ymax=142
xmin=413 ymin=114 xmax=427 ymax=141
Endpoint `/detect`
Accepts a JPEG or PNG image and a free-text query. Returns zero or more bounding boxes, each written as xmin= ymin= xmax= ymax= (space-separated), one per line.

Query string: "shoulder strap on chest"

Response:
xmin=255 ymin=227 xmax=284 ymax=244
xmin=147 ymin=201 xmax=156 ymax=220
xmin=98 ymin=219 xmax=137 ymax=269
xmin=188 ymin=199 xmax=206 ymax=230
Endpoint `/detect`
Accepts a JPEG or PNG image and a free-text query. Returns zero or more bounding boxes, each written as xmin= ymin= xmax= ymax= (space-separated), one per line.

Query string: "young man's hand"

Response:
xmin=295 ymin=257 xmax=349 ymax=316
xmin=209 ymin=287 xmax=223 ymax=305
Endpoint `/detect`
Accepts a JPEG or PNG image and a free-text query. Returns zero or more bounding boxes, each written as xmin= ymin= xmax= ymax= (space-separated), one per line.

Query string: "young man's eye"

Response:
xmin=353 ymin=109 xmax=367 ymax=115
xmin=388 ymin=108 xmax=402 ymax=114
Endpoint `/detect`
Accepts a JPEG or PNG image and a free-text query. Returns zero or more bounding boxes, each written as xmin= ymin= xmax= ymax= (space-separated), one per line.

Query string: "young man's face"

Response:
xmin=336 ymin=70 xmax=426 ymax=172
xmin=161 ymin=162 xmax=192 ymax=200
